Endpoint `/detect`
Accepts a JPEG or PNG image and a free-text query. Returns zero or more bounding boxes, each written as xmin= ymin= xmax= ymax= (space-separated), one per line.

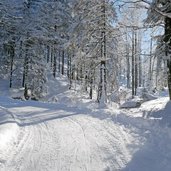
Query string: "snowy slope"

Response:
xmin=0 ymin=95 xmax=171 ymax=171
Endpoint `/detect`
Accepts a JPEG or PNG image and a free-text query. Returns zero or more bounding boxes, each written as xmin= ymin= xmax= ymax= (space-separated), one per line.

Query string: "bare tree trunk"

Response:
xmin=53 ymin=50 xmax=57 ymax=78
xmin=69 ymin=51 xmax=73 ymax=89
xmin=9 ymin=43 xmax=15 ymax=88
xmin=47 ymin=45 xmax=50 ymax=63
xmin=89 ymin=71 xmax=93 ymax=99
xmin=165 ymin=17 xmax=171 ymax=99
xmin=138 ymin=33 xmax=142 ymax=87
xmin=19 ymin=41 xmax=23 ymax=59
xmin=97 ymin=0 xmax=107 ymax=103
xmin=67 ymin=50 xmax=70 ymax=78
xmin=132 ymin=30 xmax=135 ymax=98
xmin=138 ymin=54 xmax=142 ymax=87
xmin=135 ymin=31 xmax=138 ymax=95
xmin=22 ymin=43 xmax=29 ymax=87
xmin=148 ymin=37 xmax=153 ymax=89
xmin=126 ymin=33 xmax=130 ymax=88
xmin=58 ymin=50 xmax=61 ymax=73
xmin=167 ymin=62 xmax=171 ymax=99
xmin=62 ymin=50 xmax=65 ymax=75
xmin=51 ymin=46 xmax=53 ymax=68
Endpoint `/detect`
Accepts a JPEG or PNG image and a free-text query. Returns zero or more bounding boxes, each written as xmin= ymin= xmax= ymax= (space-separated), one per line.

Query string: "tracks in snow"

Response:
xmin=1 ymin=113 xmax=142 ymax=171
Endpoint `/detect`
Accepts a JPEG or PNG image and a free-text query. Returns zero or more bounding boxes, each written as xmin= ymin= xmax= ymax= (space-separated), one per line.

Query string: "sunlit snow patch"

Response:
xmin=0 ymin=124 xmax=19 ymax=149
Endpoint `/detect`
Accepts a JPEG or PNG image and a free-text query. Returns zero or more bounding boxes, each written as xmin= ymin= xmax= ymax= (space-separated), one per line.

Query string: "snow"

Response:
xmin=120 ymin=98 xmax=142 ymax=108
xmin=0 ymin=78 xmax=171 ymax=170
xmin=0 ymin=97 xmax=135 ymax=171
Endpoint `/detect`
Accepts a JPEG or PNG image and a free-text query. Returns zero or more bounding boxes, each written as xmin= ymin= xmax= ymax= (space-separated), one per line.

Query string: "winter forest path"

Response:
xmin=0 ymin=97 xmax=171 ymax=171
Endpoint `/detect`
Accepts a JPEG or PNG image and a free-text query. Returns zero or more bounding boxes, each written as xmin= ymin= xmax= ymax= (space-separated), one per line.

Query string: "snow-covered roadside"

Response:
xmin=0 ymin=96 xmax=171 ymax=171
xmin=0 ymin=123 xmax=19 ymax=167
xmin=117 ymin=97 xmax=171 ymax=171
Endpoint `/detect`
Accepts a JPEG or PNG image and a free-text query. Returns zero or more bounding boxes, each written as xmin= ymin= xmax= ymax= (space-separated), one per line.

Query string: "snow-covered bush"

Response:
xmin=120 ymin=97 xmax=142 ymax=108
xmin=110 ymin=87 xmax=131 ymax=104
xmin=137 ymin=87 xmax=157 ymax=102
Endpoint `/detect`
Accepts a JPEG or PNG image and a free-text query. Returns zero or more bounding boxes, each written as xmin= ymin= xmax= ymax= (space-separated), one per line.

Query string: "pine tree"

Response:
xmin=71 ymin=0 xmax=117 ymax=102
xmin=147 ymin=0 xmax=171 ymax=99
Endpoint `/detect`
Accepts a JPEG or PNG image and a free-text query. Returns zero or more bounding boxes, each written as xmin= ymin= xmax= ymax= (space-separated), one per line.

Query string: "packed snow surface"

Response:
xmin=0 ymin=95 xmax=171 ymax=171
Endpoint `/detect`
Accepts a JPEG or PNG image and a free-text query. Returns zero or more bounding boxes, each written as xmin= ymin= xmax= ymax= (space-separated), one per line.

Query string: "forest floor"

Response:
xmin=0 ymin=77 xmax=171 ymax=171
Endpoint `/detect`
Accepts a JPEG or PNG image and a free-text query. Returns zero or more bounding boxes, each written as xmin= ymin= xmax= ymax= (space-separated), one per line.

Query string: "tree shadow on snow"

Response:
xmin=86 ymin=108 xmax=171 ymax=171
xmin=0 ymin=97 xmax=94 ymax=126
xmin=143 ymin=101 xmax=171 ymax=127
xmin=120 ymin=118 xmax=171 ymax=171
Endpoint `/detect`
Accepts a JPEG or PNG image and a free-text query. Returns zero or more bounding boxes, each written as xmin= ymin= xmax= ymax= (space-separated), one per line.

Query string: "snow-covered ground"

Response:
xmin=0 ymin=77 xmax=171 ymax=171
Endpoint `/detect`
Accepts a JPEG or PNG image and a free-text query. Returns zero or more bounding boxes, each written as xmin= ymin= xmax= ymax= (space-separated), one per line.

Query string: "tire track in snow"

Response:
xmin=14 ymin=120 xmax=61 ymax=171
xmin=71 ymin=116 xmax=114 ymax=169
xmin=52 ymin=117 xmax=87 ymax=171
xmin=1 ymin=109 xmax=142 ymax=171
xmin=29 ymin=124 xmax=44 ymax=170
xmin=71 ymin=115 xmax=138 ymax=171
xmin=4 ymin=126 xmax=33 ymax=171
xmin=66 ymin=115 xmax=112 ymax=170
xmin=38 ymin=122 xmax=60 ymax=171
xmin=66 ymin=117 xmax=90 ymax=171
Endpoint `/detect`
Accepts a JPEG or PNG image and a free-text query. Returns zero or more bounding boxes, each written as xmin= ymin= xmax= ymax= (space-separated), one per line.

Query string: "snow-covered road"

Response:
xmin=1 ymin=97 xmax=171 ymax=171
xmin=0 ymin=98 xmax=142 ymax=171
xmin=0 ymin=115 xmax=139 ymax=171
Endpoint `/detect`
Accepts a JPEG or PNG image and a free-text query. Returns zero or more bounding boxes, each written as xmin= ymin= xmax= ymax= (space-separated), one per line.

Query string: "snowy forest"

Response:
xmin=1 ymin=0 xmax=171 ymax=171
xmin=0 ymin=0 xmax=170 ymax=103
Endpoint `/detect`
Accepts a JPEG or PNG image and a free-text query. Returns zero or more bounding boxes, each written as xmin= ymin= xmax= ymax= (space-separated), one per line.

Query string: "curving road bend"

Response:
xmin=0 ymin=104 xmax=143 ymax=171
